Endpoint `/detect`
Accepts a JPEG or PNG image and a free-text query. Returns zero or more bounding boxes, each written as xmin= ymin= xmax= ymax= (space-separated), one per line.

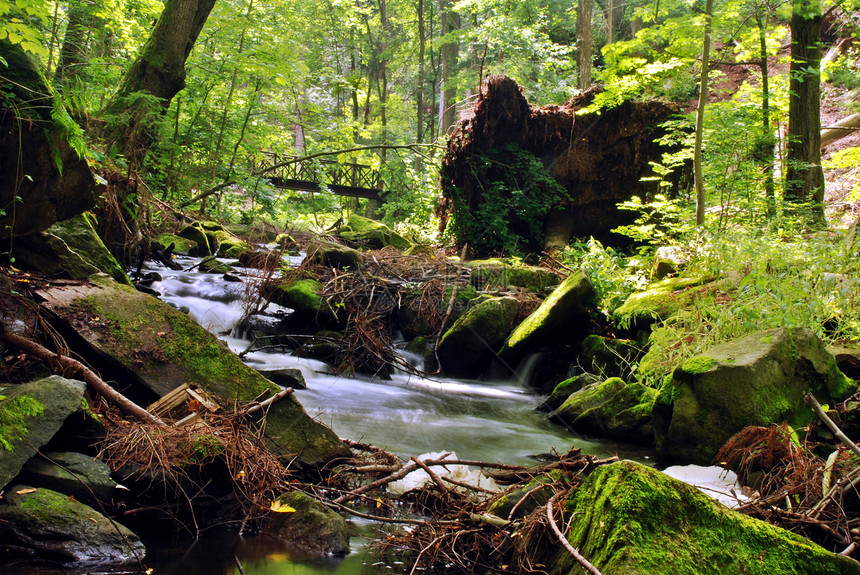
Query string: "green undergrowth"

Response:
xmin=569 ymin=225 xmax=860 ymax=388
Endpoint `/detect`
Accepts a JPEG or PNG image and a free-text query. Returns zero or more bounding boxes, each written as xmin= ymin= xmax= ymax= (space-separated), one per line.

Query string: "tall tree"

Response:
xmin=439 ymin=0 xmax=459 ymax=133
xmin=102 ymin=0 xmax=217 ymax=170
xmin=693 ymin=0 xmax=713 ymax=226
xmin=785 ymin=0 xmax=824 ymax=219
xmin=577 ymin=0 xmax=593 ymax=89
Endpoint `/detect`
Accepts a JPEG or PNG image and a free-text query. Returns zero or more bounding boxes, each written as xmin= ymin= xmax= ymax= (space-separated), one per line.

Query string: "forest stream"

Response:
xmin=138 ymin=253 xmax=654 ymax=575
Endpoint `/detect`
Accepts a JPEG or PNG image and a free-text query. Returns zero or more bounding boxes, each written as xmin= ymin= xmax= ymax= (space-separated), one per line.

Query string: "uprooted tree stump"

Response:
xmin=438 ymin=75 xmax=684 ymax=257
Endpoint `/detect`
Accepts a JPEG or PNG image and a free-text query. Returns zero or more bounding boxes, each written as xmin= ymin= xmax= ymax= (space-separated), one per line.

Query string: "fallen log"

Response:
xmin=1 ymin=331 xmax=165 ymax=426
xmin=821 ymin=113 xmax=860 ymax=149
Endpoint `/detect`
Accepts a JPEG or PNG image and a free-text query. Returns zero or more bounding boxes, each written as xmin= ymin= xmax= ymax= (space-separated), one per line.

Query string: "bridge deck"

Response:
xmin=258 ymin=153 xmax=382 ymax=200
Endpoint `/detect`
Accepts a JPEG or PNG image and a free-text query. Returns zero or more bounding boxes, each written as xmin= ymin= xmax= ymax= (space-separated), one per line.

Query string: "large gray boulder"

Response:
xmin=654 ymin=327 xmax=857 ymax=466
xmin=0 ymin=376 xmax=86 ymax=490
xmin=36 ymin=278 xmax=350 ymax=468
xmin=49 ymin=212 xmax=132 ymax=285
xmin=537 ymin=461 xmax=860 ymax=575
xmin=0 ymin=40 xmax=97 ymax=238
xmin=437 ymin=296 xmax=519 ymax=378
xmin=0 ymin=485 xmax=145 ymax=565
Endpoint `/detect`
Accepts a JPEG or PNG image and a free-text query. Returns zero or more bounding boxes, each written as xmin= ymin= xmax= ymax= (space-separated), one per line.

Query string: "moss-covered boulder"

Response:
xmin=37 ymin=278 xmax=349 ymax=467
xmin=177 ymin=223 xmax=212 ymax=257
xmin=265 ymin=491 xmax=349 ymax=557
xmin=197 ymin=258 xmax=234 ymax=274
xmin=488 ymin=472 xmax=556 ymax=520
xmin=580 ymin=334 xmax=644 ymax=381
xmin=654 ymin=327 xmax=857 ymax=466
xmin=537 ymin=373 xmax=602 ymax=412
xmin=396 ymin=284 xmax=479 ymax=338
xmin=216 ymin=235 xmax=250 ymax=258
xmin=48 ymin=213 xmax=132 ymax=285
xmin=0 ymin=485 xmax=145 ymax=566
xmin=261 ymin=278 xmax=338 ymax=324
xmin=437 ymin=296 xmax=519 ymax=378
xmin=10 ymin=232 xmax=101 ymax=280
xmin=305 ymin=239 xmax=362 ymax=269
xmin=155 ymin=233 xmax=199 ymax=256
xmin=499 ymin=270 xmax=595 ymax=362
xmin=0 ymin=376 xmax=86 ymax=491
xmin=0 ymin=39 xmax=97 ymax=238
xmin=21 ymin=452 xmax=117 ymax=507
xmin=466 ymin=259 xmax=560 ymax=292
xmin=552 ymin=378 xmax=656 ymax=445
xmin=610 ymin=275 xmax=714 ymax=331
xmin=337 ymin=214 xmax=411 ymax=250
xmin=543 ymin=460 xmax=860 ymax=575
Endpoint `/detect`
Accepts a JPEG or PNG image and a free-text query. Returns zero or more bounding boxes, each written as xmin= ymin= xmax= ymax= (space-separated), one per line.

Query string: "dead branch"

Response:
xmin=333 ymin=461 xmax=420 ymax=504
xmin=243 ymin=387 xmax=294 ymax=417
xmin=411 ymin=454 xmax=451 ymax=497
xmin=1 ymin=331 xmax=165 ymax=426
xmin=804 ymin=394 xmax=860 ymax=459
xmin=546 ymin=492 xmax=603 ymax=575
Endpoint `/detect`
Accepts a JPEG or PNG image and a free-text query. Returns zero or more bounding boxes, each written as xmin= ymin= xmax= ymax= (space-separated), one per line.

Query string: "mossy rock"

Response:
xmin=156 ymin=233 xmax=199 ymax=256
xmin=48 ymin=213 xmax=132 ymax=285
xmin=21 ymin=451 xmax=117 ymax=507
xmin=264 ymin=491 xmax=349 ymax=557
xmin=396 ymin=284 xmax=480 ymax=338
xmin=542 ymin=460 xmax=860 ymax=575
xmin=177 ymin=224 xmax=212 ymax=257
xmin=610 ymin=275 xmax=714 ymax=331
xmin=552 ymin=378 xmax=656 ymax=445
xmin=437 ymin=296 xmax=519 ymax=378
xmin=10 ymin=232 xmax=100 ymax=280
xmin=0 ymin=485 xmax=146 ymax=565
xmin=0 ymin=376 xmax=86 ymax=491
xmin=295 ymin=332 xmax=342 ymax=364
xmin=500 ymin=270 xmax=595 ymax=363
xmin=275 ymin=233 xmax=300 ymax=253
xmin=261 ymin=279 xmax=338 ymax=324
xmin=337 ymin=214 xmax=411 ymax=251
xmin=225 ymin=222 xmax=281 ymax=243
xmin=466 ymin=259 xmax=560 ymax=292
xmin=654 ymin=327 xmax=857 ymax=466
xmin=38 ymin=278 xmax=349 ymax=467
xmin=306 ymin=239 xmax=362 ymax=269
xmin=198 ymin=258 xmax=234 ymax=274
xmin=216 ymin=235 xmax=249 ymax=258
xmin=537 ymin=373 xmax=602 ymax=412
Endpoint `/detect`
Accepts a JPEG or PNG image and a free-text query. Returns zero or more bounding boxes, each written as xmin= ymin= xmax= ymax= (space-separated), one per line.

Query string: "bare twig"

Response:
xmin=546 ymin=492 xmax=603 ymax=575
xmin=804 ymin=394 xmax=860 ymax=459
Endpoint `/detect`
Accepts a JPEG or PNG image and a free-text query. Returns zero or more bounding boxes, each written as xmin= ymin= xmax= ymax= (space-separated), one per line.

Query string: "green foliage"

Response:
xmin=562 ymin=238 xmax=650 ymax=316
xmin=448 ymin=144 xmax=570 ymax=255
xmin=0 ymin=0 xmax=49 ymax=57
xmin=613 ymin=194 xmax=696 ymax=248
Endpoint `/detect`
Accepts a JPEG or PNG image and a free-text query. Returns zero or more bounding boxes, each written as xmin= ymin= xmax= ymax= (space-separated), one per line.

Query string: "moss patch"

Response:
xmin=611 ymin=275 xmax=714 ymax=329
xmin=0 ymin=395 xmax=45 ymax=451
xmin=681 ymin=356 xmax=716 ymax=374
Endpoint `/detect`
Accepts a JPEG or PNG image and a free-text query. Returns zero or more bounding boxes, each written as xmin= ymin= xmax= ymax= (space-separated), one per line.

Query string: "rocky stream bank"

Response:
xmin=2 ymin=212 xmax=860 ymax=574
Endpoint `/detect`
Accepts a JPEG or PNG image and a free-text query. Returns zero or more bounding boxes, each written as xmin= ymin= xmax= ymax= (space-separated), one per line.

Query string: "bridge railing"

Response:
xmin=258 ymin=152 xmax=382 ymax=192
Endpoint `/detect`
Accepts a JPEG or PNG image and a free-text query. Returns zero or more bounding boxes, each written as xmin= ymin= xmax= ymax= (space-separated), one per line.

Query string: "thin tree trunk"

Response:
xmin=785 ymin=0 xmax=824 ymax=220
xmin=439 ymin=0 xmax=459 ymax=134
xmin=756 ymin=14 xmax=775 ymax=213
xmin=694 ymin=0 xmax=714 ymax=226
xmin=54 ymin=1 xmax=93 ymax=89
xmin=607 ymin=0 xmax=615 ymax=44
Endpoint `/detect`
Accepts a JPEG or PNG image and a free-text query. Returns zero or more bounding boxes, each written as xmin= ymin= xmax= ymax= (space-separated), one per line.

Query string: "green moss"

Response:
xmin=156 ymin=233 xmax=199 ymax=256
xmin=338 ymin=215 xmax=411 ymax=250
xmin=467 ymin=259 xmax=560 ymax=292
xmin=681 ymin=356 xmax=716 ymax=374
xmin=760 ymin=335 xmax=775 ymax=344
xmin=186 ymin=434 xmax=225 ymax=463
xmin=0 ymin=395 xmax=45 ymax=451
xmin=552 ymin=461 xmax=860 ymax=575
xmin=611 ymin=275 xmax=714 ymax=329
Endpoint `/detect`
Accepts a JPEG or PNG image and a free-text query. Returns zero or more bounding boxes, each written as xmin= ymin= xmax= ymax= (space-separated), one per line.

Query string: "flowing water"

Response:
xmin=135 ymin=255 xmax=654 ymax=574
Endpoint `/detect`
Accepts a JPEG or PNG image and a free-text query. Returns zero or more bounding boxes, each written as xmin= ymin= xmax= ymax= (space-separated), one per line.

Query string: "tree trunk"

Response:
xmin=785 ymin=0 xmax=824 ymax=219
xmin=54 ymin=1 xmax=94 ymax=90
xmin=577 ymin=0 xmax=593 ymax=90
xmin=756 ymin=14 xmax=775 ymax=213
xmin=101 ymin=0 xmax=217 ymax=170
xmin=693 ymin=0 xmax=714 ymax=226
xmin=439 ymin=0 xmax=459 ymax=134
